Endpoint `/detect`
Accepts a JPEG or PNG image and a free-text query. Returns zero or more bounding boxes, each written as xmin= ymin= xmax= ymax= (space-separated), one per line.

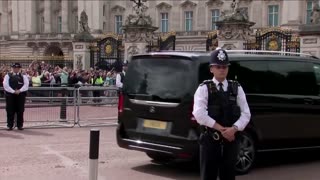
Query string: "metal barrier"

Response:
xmin=0 ymin=86 xmax=118 ymax=130
xmin=76 ymin=86 xmax=118 ymax=127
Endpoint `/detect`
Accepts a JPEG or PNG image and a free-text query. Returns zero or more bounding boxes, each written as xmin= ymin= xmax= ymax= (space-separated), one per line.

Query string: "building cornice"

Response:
xmin=180 ymin=0 xmax=197 ymax=8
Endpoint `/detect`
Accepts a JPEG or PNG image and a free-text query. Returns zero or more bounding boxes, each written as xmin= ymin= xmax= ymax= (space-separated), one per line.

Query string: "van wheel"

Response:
xmin=146 ymin=152 xmax=174 ymax=163
xmin=235 ymin=132 xmax=256 ymax=175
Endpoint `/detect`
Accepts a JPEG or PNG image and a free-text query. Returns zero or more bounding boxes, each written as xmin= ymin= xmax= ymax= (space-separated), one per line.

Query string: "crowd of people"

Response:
xmin=0 ymin=60 xmax=119 ymax=88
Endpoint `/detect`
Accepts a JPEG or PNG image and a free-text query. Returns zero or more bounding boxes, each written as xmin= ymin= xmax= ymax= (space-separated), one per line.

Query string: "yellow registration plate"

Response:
xmin=143 ymin=119 xmax=167 ymax=130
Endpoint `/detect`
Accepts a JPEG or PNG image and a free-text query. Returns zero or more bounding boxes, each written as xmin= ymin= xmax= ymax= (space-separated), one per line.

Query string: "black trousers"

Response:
xmin=93 ymin=90 xmax=101 ymax=103
xmin=5 ymin=93 xmax=26 ymax=128
xmin=199 ymin=132 xmax=238 ymax=180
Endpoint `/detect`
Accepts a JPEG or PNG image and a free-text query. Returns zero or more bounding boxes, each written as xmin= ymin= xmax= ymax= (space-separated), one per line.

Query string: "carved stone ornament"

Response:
xmin=74 ymin=10 xmax=94 ymax=42
xmin=75 ymin=54 xmax=83 ymax=70
xmin=124 ymin=30 xmax=156 ymax=43
xmin=156 ymin=2 xmax=172 ymax=11
xmin=220 ymin=0 xmax=249 ymax=22
xmin=127 ymin=46 xmax=140 ymax=56
xmin=111 ymin=5 xmax=126 ymax=13
xmin=180 ymin=0 xmax=197 ymax=8
xmin=79 ymin=10 xmax=90 ymax=33
xmin=218 ymin=24 xmax=252 ymax=40
xmin=206 ymin=0 xmax=223 ymax=7
xmin=221 ymin=43 xmax=237 ymax=50
xmin=123 ymin=0 xmax=158 ymax=43
xmin=303 ymin=38 xmax=318 ymax=44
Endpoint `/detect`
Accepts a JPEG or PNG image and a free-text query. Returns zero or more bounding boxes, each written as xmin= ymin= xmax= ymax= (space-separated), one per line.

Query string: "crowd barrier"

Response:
xmin=0 ymin=86 xmax=118 ymax=129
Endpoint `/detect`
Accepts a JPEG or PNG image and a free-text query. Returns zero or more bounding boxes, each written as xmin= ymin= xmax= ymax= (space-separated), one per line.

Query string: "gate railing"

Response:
xmin=0 ymin=86 xmax=118 ymax=129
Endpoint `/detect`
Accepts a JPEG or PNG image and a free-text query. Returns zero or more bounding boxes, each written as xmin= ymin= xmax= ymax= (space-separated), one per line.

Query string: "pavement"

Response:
xmin=1 ymin=125 xmax=320 ymax=180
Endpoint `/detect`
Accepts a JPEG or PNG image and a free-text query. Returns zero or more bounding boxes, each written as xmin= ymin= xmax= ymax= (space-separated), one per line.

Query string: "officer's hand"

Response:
xmin=15 ymin=90 xmax=20 ymax=95
xmin=213 ymin=123 xmax=226 ymax=133
xmin=221 ymin=127 xmax=236 ymax=142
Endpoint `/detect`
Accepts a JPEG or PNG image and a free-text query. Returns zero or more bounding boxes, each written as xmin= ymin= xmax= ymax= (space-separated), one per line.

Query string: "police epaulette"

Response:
xmin=200 ymin=79 xmax=214 ymax=86
xmin=228 ymin=80 xmax=240 ymax=86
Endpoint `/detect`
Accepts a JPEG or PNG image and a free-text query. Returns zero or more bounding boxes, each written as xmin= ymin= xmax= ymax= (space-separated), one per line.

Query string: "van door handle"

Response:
xmin=304 ymin=98 xmax=314 ymax=104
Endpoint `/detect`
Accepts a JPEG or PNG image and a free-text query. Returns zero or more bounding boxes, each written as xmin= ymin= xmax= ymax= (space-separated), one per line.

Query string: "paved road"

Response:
xmin=1 ymin=126 xmax=320 ymax=180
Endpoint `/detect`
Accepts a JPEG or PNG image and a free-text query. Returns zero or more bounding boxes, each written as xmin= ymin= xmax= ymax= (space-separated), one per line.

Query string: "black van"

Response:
xmin=116 ymin=51 xmax=320 ymax=174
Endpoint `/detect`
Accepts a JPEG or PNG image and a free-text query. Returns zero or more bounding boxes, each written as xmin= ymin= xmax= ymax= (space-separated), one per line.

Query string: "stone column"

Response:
xmin=217 ymin=22 xmax=255 ymax=50
xmin=18 ymin=1 xmax=26 ymax=32
xmin=0 ymin=1 xmax=8 ymax=35
xmin=44 ymin=0 xmax=52 ymax=33
xmin=123 ymin=26 xmax=158 ymax=60
xmin=299 ymin=24 xmax=320 ymax=58
xmin=61 ymin=0 xmax=69 ymax=33
xmin=73 ymin=42 xmax=91 ymax=70
xmin=26 ymin=1 xmax=36 ymax=33
xmin=11 ymin=0 xmax=18 ymax=34
xmin=281 ymin=0 xmax=301 ymax=30
xmin=86 ymin=1 xmax=102 ymax=33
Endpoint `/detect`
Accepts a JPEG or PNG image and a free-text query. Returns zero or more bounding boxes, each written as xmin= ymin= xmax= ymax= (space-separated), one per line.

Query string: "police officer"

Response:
xmin=116 ymin=60 xmax=128 ymax=89
xmin=193 ymin=49 xmax=251 ymax=180
xmin=3 ymin=63 xmax=29 ymax=130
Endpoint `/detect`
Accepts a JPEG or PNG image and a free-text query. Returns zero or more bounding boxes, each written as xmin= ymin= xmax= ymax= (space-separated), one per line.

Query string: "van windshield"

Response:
xmin=124 ymin=57 xmax=196 ymax=102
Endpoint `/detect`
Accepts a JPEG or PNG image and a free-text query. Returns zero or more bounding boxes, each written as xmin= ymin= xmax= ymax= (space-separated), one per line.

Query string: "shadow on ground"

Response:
xmin=132 ymin=149 xmax=320 ymax=179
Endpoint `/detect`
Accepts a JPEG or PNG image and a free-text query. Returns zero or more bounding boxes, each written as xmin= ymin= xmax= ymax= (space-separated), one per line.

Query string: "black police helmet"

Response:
xmin=209 ymin=48 xmax=230 ymax=66
xmin=12 ymin=63 xmax=22 ymax=68
xmin=123 ymin=60 xmax=129 ymax=66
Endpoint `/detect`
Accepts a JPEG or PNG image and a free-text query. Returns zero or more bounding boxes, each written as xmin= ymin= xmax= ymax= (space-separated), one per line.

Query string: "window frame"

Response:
xmin=74 ymin=15 xmax=78 ymax=33
xmin=211 ymin=9 xmax=220 ymax=30
xmin=115 ymin=15 xmax=123 ymax=34
xmin=268 ymin=5 xmax=279 ymax=27
xmin=57 ymin=16 xmax=62 ymax=33
xmin=185 ymin=11 xmax=193 ymax=32
xmin=160 ymin=12 xmax=169 ymax=33
xmin=40 ymin=16 xmax=45 ymax=33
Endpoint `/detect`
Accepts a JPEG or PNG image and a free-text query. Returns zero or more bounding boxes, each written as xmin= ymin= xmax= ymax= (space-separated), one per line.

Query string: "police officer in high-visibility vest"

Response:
xmin=3 ymin=63 xmax=29 ymax=130
xmin=193 ymin=49 xmax=251 ymax=180
xmin=116 ymin=60 xmax=128 ymax=89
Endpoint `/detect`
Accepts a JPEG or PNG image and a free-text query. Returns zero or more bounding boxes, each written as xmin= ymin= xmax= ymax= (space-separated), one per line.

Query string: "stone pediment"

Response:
xmin=206 ymin=0 xmax=224 ymax=6
xmin=111 ymin=5 xmax=126 ymax=13
xmin=156 ymin=2 xmax=172 ymax=10
xmin=240 ymin=0 xmax=253 ymax=5
xmin=180 ymin=0 xmax=197 ymax=8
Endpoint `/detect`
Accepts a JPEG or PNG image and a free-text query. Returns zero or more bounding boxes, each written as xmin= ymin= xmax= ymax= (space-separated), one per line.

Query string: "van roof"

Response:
xmin=133 ymin=50 xmax=319 ymax=61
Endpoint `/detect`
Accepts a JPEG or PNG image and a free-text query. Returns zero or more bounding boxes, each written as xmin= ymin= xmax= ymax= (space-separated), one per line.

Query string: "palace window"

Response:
xmin=306 ymin=1 xmax=313 ymax=24
xmin=40 ymin=16 xmax=45 ymax=33
xmin=75 ymin=16 xmax=78 ymax=33
xmin=115 ymin=15 xmax=123 ymax=34
xmin=211 ymin=9 xmax=220 ymax=30
xmin=185 ymin=11 xmax=193 ymax=32
xmin=57 ymin=16 xmax=62 ymax=33
xmin=103 ymin=22 xmax=106 ymax=31
xmin=103 ymin=5 xmax=106 ymax=16
xmin=160 ymin=13 xmax=169 ymax=32
xmin=268 ymin=5 xmax=279 ymax=27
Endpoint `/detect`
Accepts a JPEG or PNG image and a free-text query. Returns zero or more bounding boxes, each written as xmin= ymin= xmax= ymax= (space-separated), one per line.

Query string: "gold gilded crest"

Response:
xmin=105 ymin=45 xmax=112 ymax=55
xmin=268 ymin=40 xmax=279 ymax=51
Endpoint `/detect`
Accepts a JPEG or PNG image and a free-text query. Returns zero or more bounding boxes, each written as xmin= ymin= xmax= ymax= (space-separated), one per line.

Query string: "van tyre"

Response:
xmin=235 ymin=132 xmax=256 ymax=175
xmin=146 ymin=152 xmax=174 ymax=163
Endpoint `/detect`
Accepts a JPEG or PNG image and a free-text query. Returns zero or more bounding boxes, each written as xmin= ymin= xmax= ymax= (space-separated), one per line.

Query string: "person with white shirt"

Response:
xmin=3 ymin=63 xmax=29 ymax=130
xmin=192 ymin=49 xmax=251 ymax=180
xmin=116 ymin=60 xmax=128 ymax=89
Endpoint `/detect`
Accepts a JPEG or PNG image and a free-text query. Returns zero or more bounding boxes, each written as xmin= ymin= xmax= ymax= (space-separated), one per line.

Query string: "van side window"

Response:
xmin=198 ymin=63 xmax=212 ymax=84
xmin=313 ymin=63 xmax=320 ymax=95
xmin=228 ymin=61 xmax=269 ymax=94
xmin=268 ymin=61 xmax=318 ymax=95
